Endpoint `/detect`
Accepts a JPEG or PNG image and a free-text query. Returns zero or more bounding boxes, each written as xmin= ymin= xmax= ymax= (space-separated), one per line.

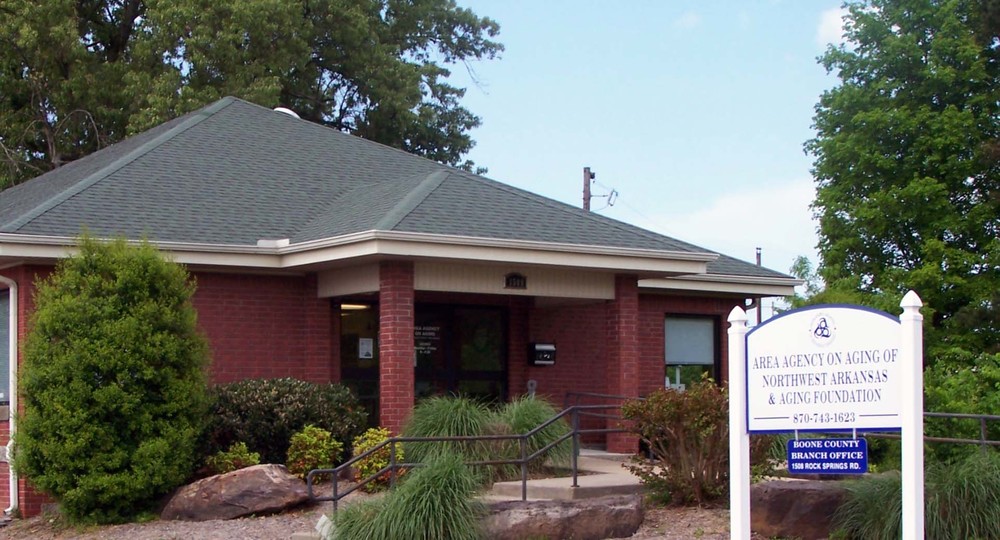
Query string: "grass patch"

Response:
xmin=331 ymin=451 xmax=484 ymax=540
xmin=832 ymin=451 xmax=1000 ymax=539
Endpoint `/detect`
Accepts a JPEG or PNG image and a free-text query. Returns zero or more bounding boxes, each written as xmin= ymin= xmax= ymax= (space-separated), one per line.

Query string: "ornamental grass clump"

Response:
xmin=832 ymin=450 xmax=1000 ymax=539
xmin=332 ymin=451 xmax=484 ymax=540
xmin=403 ymin=396 xmax=498 ymax=468
xmin=496 ymin=395 xmax=571 ymax=475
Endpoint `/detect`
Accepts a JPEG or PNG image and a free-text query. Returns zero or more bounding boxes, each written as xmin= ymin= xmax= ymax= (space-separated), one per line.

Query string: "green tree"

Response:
xmin=0 ymin=0 xmax=501 ymax=190
xmin=806 ymin=0 xmax=1000 ymax=356
xmin=13 ymin=237 xmax=210 ymax=524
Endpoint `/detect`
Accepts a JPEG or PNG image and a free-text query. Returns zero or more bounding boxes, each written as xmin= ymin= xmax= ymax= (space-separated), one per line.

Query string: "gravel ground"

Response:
xmin=1 ymin=497 xmax=750 ymax=539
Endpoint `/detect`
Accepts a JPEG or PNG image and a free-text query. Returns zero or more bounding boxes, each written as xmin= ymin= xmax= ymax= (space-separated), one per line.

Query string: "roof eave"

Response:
xmin=0 ymin=231 xmax=718 ymax=277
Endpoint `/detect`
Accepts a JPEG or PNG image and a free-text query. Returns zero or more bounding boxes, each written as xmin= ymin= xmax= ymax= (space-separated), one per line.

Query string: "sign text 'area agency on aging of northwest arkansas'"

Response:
xmin=746 ymin=305 xmax=903 ymax=433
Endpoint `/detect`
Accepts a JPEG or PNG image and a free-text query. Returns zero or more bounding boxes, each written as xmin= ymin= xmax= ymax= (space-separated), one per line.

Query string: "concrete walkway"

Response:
xmin=487 ymin=449 xmax=643 ymax=501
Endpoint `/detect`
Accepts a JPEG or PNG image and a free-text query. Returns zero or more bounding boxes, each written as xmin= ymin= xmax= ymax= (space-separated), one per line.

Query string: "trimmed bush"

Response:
xmin=13 ymin=237 xmax=210 ymax=524
xmin=332 ymin=451 xmax=484 ymax=540
xmin=208 ymin=377 xmax=366 ymax=464
xmin=352 ymin=427 xmax=405 ymax=492
xmin=205 ymin=442 xmax=260 ymax=475
xmin=287 ymin=425 xmax=343 ymax=479
xmin=833 ymin=451 xmax=1000 ymax=539
xmin=621 ymin=378 xmax=729 ymax=505
xmin=496 ymin=395 xmax=571 ymax=474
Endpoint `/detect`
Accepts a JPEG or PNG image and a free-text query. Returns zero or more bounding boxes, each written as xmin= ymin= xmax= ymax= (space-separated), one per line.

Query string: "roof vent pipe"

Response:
xmin=273 ymin=107 xmax=300 ymax=119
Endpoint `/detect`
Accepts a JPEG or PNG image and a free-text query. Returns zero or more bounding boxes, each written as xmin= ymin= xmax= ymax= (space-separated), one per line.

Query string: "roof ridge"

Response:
xmin=0 ymin=97 xmax=238 ymax=233
xmin=449 ymin=170 xmax=715 ymax=255
xmin=375 ymin=170 xmax=450 ymax=231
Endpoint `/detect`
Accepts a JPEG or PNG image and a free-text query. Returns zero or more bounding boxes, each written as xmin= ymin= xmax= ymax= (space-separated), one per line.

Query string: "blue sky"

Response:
xmin=449 ymin=1 xmax=848 ymax=283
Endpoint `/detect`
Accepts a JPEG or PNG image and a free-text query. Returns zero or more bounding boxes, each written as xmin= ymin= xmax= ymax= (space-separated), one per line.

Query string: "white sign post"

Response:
xmin=899 ymin=291 xmax=924 ymax=540
xmin=727 ymin=307 xmax=750 ymax=539
xmin=729 ymin=292 xmax=924 ymax=539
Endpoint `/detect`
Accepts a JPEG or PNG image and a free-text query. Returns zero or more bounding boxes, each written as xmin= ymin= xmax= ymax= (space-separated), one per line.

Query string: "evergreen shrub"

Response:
xmin=208 ymin=377 xmax=365 ymax=464
xmin=352 ymin=427 xmax=405 ymax=492
xmin=286 ymin=425 xmax=343 ymax=479
xmin=205 ymin=442 xmax=260 ymax=475
xmin=13 ymin=237 xmax=210 ymax=523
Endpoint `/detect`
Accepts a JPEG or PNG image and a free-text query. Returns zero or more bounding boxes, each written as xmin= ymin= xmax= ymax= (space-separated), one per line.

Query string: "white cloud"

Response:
xmin=673 ymin=11 xmax=701 ymax=30
xmin=651 ymin=180 xmax=819 ymax=277
xmin=816 ymin=7 xmax=849 ymax=47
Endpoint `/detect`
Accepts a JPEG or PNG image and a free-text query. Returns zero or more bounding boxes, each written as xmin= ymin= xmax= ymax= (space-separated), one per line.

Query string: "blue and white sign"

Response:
xmin=746 ymin=305 xmax=902 ymax=433
xmin=787 ymin=438 xmax=868 ymax=475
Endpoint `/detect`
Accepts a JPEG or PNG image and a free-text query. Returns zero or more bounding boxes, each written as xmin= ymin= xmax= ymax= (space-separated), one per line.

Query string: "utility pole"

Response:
xmin=583 ymin=167 xmax=595 ymax=210
xmin=756 ymin=247 xmax=763 ymax=325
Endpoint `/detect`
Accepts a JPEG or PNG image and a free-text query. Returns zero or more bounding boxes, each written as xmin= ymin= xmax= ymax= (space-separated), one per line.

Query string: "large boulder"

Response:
xmin=162 ymin=464 xmax=309 ymax=521
xmin=483 ymin=494 xmax=644 ymax=540
xmin=751 ymin=480 xmax=850 ymax=540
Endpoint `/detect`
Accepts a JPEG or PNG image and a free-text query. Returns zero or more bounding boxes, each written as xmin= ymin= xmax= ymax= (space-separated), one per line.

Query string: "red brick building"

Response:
xmin=0 ymin=98 xmax=796 ymax=516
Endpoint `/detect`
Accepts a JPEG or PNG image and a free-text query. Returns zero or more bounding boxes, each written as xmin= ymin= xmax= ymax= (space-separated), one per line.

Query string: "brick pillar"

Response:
xmin=378 ymin=261 xmax=415 ymax=434
xmin=606 ymin=274 xmax=640 ymax=453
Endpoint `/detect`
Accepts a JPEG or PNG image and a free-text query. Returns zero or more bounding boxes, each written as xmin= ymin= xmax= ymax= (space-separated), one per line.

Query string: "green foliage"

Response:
xmin=924 ymin=350 xmax=1000 ymax=463
xmin=208 ymin=377 xmax=365 ymax=464
xmin=402 ymin=395 xmax=497 ymax=466
xmin=351 ymin=427 xmax=405 ymax=492
xmin=332 ymin=451 xmax=484 ymax=540
xmin=0 ymin=0 xmax=502 ymax=190
xmin=496 ymin=395 xmax=572 ymax=473
xmin=833 ymin=451 xmax=1000 ymax=539
xmin=621 ymin=379 xmax=729 ymax=505
xmin=286 ymin=425 xmax=343 ymax=480
xmin=13 ymin=237 xmax=210 ymax=524
xmin=806 ymin=0 xmax=1000 ymax=356
xmin=205 ymin=442 xmax=261 ymax=475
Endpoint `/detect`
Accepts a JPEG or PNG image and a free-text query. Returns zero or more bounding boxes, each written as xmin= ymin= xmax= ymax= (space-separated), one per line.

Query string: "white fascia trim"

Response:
xmin=0 ymin=231 xmax=718 ymax=275
xmin=640 ymin=274 xmax=802 ymax=297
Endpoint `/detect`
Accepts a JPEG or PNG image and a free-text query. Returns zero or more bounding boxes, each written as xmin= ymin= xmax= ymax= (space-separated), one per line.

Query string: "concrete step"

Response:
xmin=489 ymin=471 xmax=642 ymax=501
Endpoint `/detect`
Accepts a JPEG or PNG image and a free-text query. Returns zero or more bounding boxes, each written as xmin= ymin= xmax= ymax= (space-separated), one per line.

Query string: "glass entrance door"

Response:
xmin=415 ymin=306 xmax=507 ymax=404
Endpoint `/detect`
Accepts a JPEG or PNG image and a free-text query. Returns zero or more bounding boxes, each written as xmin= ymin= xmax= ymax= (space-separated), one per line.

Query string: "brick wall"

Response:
xmin=191 ymin=272 xmax=332 ymax=384
xmin=638 ymin=294 xmax=741 ymax=398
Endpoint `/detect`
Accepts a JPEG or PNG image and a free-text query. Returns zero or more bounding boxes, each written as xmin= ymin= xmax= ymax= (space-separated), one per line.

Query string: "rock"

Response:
xmin=162 ymin=464 xmax=309 ymax=521
xmin=751 ymin=480 xmax=849 ymax=540
xmin=483 ymin=494 xmax=643 ymax=540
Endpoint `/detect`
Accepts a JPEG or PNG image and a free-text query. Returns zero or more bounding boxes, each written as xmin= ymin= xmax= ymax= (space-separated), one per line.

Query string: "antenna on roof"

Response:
xmin=273 ymin=107 xmax=300 ymax=119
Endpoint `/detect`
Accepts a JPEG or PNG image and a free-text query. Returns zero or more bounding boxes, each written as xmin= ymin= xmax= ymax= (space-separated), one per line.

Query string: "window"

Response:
xmin=0 ymin=289 xmax=8 ymax=405
xmin=664 ymin=316 xmax=717 ymax=390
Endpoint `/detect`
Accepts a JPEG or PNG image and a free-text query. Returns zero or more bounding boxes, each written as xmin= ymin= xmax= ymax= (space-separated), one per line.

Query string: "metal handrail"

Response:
xmin=307 ymin=394 xmax=1000 ymax=512
xmin=305 ymin=403 xmax=630 ymax=511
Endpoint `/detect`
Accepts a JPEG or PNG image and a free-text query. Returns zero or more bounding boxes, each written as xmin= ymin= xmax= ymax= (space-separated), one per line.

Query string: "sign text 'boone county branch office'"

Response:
xmin=746 ymin=305 xmax=902 ymax=433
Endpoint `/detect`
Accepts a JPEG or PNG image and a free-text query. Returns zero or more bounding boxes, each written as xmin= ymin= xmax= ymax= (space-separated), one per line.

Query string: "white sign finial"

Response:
xmin=728 ymin=305 xmax=747 ymax=323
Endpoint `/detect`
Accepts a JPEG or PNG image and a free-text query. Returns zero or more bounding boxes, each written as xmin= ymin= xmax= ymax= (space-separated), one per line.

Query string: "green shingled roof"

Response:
xmin=0 ymin=97 xmax=790 ymax=280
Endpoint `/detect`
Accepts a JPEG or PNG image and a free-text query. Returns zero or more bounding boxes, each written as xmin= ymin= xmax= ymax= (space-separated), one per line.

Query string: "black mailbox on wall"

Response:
xmin=529 ymin=343 xmax=556 ymax=366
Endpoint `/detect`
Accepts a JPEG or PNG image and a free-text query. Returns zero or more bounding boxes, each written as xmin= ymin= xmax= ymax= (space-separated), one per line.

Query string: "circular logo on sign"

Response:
xmin=809 ymin=312 xmax=836 ymax=347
